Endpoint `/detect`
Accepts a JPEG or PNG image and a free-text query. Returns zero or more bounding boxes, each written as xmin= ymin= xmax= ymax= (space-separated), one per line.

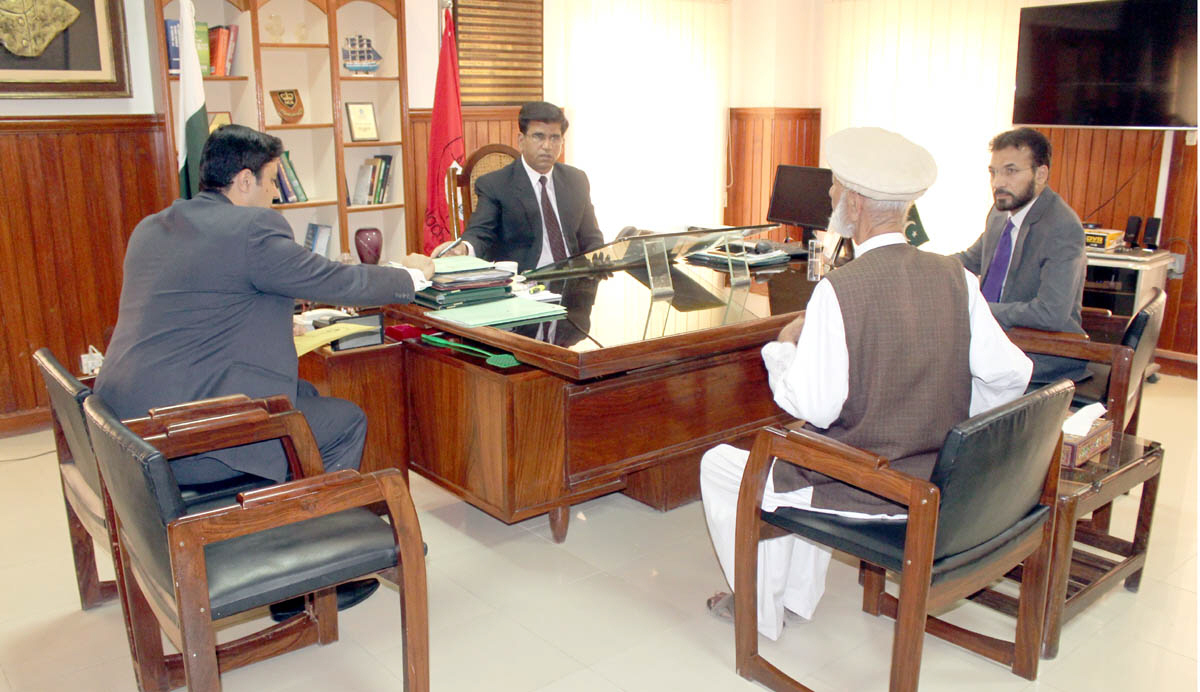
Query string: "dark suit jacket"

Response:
xmin=955 ymin=187 xmax=1087 ymax=382
xmin=955 ymin=187 xmax=1085 ymax=334
xmin=96 ymin=191 xmax=414 ymax=479
xmin=462 ymin=159 xmax=604 ymax=272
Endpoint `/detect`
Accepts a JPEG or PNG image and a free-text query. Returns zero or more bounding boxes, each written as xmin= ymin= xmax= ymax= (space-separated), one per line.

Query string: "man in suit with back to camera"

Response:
xmin=955 ymin=126 xmax=1088 ymax=384
xmin=434 ymin=101 xmax=605 ymax=272
xmin=96 ymin=124 xmax=433 ymax=618
xmin=700 ymin=127 xmax=1033 ymax=641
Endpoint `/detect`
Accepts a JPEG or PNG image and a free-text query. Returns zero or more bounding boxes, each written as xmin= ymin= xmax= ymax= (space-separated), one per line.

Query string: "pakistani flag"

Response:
xmin=176 ymin=0 xmax=208 ymax=198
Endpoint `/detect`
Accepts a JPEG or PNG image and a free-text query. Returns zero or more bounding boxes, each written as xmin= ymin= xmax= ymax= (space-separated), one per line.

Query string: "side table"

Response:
xmin=969 ymin=432 xmax=1164 ymax=658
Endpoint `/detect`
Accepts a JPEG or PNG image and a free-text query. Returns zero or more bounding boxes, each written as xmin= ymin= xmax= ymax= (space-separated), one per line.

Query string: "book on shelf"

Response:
xmin=373 ymin=154 xmax=393 ymax=204
xmin=164 ymin=19 xmax=180 ymax=74
xmin=281 ymin=151 xmax=308 ymax=202
xmin=351 ymin=163 xmax=375 ymax=205
xmin=303 ymin=223 xmax=332 ymax=257
xmin=276 ymin=167 xmax=297 ymax=204
xmin=224 ymin=25 xmax=238 ymax=75
xmin=195 ymin=22 xmax=211 ymax=75
xmin=208 ymin=26 xmax=230 ymax=77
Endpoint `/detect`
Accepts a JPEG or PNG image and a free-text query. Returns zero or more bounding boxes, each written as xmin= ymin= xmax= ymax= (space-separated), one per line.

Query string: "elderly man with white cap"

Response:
xmin=700 ymin=127 xmax=1033 ymax=640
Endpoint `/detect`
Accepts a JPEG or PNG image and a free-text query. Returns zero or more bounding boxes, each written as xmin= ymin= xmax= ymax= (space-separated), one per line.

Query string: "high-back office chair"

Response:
xmin=85 ymin=395 xmax=429 ymax=692
xmin=33 ymin=350 xmax=283 ymax=610
xmin=1008 ymin=287 xmax=1166 ymax=533
xmin=450 ymin=143 xmax=519 ymax=231
xmin=732 ymin=381 xmax=1073 ymax=692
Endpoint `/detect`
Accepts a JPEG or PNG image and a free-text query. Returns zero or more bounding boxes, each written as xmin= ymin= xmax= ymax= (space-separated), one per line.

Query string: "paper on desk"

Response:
xmin=432 ymin=255 xmax=495 ymax=274
xmin=1062 ymin=402 xmax=1107 ymax=436
xmin=294 ymin=322 xmax=377 ymax=356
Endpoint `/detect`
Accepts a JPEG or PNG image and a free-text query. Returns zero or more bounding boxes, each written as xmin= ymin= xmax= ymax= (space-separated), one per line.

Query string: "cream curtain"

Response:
xmin=544 ymin=0 xmax=732 ymax=238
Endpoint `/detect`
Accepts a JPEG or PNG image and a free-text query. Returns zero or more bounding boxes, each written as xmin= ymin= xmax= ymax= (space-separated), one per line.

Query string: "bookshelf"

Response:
xmin=154 ymin=0 xmax=413 ymax=263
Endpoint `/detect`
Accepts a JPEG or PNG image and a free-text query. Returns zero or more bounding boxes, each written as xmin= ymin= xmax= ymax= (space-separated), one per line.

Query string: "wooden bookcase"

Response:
xmin=154 ymin=0 xmax=414 ymax=262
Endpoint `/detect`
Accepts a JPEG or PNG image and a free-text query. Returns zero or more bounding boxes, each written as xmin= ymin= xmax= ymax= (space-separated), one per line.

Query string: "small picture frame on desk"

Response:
xmin=207 ymin=111 xmax=232 ymax=133
xmin=345 ymin=102 xmax=379 ymax=141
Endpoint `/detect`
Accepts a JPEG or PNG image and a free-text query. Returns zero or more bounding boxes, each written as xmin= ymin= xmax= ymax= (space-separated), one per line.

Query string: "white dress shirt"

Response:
xmin=761 ymin=233 xmax=1033 ymax=428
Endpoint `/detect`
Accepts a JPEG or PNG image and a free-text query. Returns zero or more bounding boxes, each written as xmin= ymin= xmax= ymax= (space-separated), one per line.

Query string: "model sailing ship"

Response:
xmin=342 ymin=35 xmax=381 ymax=74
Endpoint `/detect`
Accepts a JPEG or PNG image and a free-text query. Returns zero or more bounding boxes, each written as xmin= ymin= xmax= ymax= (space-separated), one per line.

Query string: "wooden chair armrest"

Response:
xmin=768 ymin=426 xmax=920 ymax=506
xmin=1008 ymin=328 xmax=1130 ymax=364
xmin=169 ymin=468 xmax=409 ymax=543
xmin=1081 ymin=309 xmax=1129 ymax=344
xmin=132 ymin=406 xmax=323 ymax=480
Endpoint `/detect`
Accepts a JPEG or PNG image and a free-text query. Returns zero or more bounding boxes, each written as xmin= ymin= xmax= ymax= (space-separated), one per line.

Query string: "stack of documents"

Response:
xmin=418 ymin=256 xmax=515 ymax=309
xmin=426 ymin=296 xmax=567 ymax=328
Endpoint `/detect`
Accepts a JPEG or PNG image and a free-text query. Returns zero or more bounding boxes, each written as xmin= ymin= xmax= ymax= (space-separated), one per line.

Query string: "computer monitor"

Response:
xmin=766 ymin=165 xmax=834 ymax=241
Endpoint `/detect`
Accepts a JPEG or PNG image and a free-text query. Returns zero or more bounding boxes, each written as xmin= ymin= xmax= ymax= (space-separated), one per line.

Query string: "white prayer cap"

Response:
xmin=825 ymin=127 xmax=937 ymax=201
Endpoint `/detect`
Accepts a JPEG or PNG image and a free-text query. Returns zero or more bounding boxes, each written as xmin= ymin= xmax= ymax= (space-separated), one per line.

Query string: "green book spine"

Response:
xmin=195 ymin=22 xmax=211 ymax=75
xmin=282 ymin=151 xmax=307 ymax=202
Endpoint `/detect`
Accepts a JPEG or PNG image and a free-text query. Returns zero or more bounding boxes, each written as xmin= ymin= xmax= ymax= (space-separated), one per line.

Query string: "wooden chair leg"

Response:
xmin=62 ymin=495 xmax=114 ymax=609
xmin=1012 ymin=525 xmax=1052 ymax=679
xmin=312 ymin=588 xmax=339 ymax=645
xmin=121 ymin=566 xmax=170 ymax=692
xmin=378 ymin=471 xmax=430 ymax=692
xmin=861 ymin=562 xmax=886 ymax=616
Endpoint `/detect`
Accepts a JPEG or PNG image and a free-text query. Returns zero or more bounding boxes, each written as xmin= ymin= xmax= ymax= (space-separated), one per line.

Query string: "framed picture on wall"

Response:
xmin=345 ymin=102 xmax=379 ymax=141
xmin=0 ymin=0 xmax=131 ymax=98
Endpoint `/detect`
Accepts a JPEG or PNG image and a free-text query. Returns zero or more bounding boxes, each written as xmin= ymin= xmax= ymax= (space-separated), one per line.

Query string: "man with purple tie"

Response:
xmin=955 ymin=127 xmax=1087 ymax=384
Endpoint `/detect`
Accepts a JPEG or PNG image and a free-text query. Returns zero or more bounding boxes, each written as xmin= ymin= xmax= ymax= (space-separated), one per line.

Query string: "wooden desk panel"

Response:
xmin=298 ymin=341 xmax=407 ymax=476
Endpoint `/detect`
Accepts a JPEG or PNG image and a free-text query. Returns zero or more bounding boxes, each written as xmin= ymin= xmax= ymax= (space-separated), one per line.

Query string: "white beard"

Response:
xmin=827 ymin=196 xmax=855 ymax=238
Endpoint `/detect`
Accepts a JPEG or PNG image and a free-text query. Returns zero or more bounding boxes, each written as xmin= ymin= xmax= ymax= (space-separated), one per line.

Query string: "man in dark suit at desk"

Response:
xmin=954 ymin=127 xmax=1088 ymax=383
xmin=434 ymin=101 xmax=605 ymax=271
xmin=97 ymin=125 xmax=432 ymax=618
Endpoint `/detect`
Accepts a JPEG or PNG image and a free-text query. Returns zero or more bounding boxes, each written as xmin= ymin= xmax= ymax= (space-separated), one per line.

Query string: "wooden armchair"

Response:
xmin=84 ymin=395 xmax=429 ymax=692
xmin=1008 ymin=287 xmax=1166 ymax=532
xmin=733 ymin=381 xmax=1074 ymax=692
xmin=450 ymin=143 xmax=519 ymax=233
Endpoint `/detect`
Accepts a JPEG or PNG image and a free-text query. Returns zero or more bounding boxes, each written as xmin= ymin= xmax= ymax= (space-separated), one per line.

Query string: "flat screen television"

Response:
xmin=1013 ymin=0 xmax=1197 ymax=129
xmin=766 ymin=165 xmax=834 ymax=240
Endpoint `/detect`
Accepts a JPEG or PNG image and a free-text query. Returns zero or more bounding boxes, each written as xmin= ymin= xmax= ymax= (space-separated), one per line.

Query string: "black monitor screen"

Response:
xmin=766 ymin=165 xmax=833 ymax=234
xmin=1013 ymin=0 xmax=1197 ymax=128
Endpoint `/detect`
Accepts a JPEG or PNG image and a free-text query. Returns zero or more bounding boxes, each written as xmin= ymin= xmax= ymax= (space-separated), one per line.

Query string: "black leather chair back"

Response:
xmin=1112 ymin=288 xmax=1166 ymax=429
xmin=84 ymin=396 xmax=187 ymax=599
xmin=928 ymin=380 xmax=1073 ymax=559
xmin=33 ymin=348 xmax=103 ymax=496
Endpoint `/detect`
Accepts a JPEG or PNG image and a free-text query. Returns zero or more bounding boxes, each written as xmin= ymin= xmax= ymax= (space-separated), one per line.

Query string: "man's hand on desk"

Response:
xmin=400 ymin=253 xmax=436 ymax=279
xmin=432 ymin=239 xmax=470 ymax=258
xmin=777 ymin=314 xmax=805 ymax=344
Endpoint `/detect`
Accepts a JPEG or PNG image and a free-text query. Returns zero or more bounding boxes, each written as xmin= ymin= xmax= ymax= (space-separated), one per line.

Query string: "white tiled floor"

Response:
xmin=0 ymin=376 xmax=1195 ymax=691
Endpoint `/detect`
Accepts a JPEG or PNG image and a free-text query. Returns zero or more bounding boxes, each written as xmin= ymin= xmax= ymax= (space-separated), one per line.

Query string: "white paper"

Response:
xmin=1062 ymin=402 xmax=1107 ymax=436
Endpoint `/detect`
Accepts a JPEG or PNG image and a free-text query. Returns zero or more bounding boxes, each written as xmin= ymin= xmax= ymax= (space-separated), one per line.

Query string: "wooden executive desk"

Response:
xmin=382 ymin=263 xmax=808 ymax=541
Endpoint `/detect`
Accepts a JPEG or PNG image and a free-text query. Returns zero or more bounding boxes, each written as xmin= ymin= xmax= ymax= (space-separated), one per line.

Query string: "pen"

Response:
xmin=435 ymin=236 xmax=466 ymax=258
xmin=528 ymin=284 xmax=546 ymax=294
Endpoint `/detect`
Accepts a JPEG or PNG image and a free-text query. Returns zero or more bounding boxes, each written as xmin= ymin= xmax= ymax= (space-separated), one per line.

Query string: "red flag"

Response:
xmin=423 ymin=9 xmax=465 ymax=254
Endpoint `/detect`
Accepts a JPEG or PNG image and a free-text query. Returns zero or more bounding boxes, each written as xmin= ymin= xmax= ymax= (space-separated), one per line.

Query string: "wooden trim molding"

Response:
xmin=723 ymin=107 xmax=821 ymax=241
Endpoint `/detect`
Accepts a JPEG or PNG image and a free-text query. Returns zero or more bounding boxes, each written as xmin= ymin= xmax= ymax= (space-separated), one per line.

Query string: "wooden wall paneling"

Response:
xmin=0 ymin=116 xmax=172 ymax=431
xmin=1159 ymin=131 xmax=1198 ymax=358
xmin=724 ymin=108 xmax=821 ymax=242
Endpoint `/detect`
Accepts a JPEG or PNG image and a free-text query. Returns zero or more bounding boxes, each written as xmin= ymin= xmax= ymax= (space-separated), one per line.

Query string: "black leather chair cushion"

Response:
xmin=205 ymin=507 xmax=398 ymax=620
xmin=764 ymin=505 xmax=1049 ymax=587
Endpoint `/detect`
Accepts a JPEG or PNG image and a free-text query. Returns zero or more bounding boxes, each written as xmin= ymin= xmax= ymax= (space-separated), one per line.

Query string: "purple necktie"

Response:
xmin=540 ymin=175 xmax=568 ymax=262
xmin=980 ymin=218 xmax=1015 ymax=302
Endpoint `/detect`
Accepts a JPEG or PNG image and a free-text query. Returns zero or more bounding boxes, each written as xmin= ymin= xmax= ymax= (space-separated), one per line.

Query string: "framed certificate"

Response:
xmin=345 ymin=102 xmax=379 ymax=141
